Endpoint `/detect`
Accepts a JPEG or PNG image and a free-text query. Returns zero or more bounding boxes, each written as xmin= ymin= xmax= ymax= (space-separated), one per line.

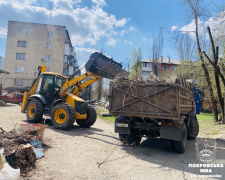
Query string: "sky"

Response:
xmin=0 ymin=0 xmax=225 ymax=68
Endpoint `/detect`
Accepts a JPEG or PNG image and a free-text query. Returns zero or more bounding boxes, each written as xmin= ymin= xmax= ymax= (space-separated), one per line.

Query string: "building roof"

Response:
xmin=3 ymin=86 xmax=30 ymax=91
xmin=0 ymin=69 xmax=10 ymax=74
xmin=141 ymin=58 xmax=181 ymax=65
xmin=8 ymin=20 xmax=66 ymax=28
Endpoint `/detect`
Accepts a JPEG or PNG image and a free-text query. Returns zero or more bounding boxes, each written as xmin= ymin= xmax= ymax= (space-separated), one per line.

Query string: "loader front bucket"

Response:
xmin=85 ymin=52 xmax=129 ymax=79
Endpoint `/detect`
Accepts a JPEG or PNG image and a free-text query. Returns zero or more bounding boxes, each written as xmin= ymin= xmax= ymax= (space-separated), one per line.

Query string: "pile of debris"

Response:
xmin=0 ymin=126 xmax=45 ymax=176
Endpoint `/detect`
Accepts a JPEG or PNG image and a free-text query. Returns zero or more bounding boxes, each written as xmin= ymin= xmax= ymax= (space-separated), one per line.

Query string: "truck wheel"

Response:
xmin=187 ymin=119 xmax=199 ymax=140
xmin=51 ymin=103 xmax=75 ymax=130
xmin=173 ymin=123 xmax=187 ymax=153
xmin=76 ymin=105 xmax=96 ymax=128
xmin=27 ymin=99 xmax=44 ymax=123
xmin=119 ymin=133 xmax=142 ymax=146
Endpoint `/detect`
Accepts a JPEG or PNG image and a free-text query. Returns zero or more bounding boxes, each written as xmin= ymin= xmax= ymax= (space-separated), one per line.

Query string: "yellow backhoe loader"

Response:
xmin=21 ymin=52 xmax=128 ymax=129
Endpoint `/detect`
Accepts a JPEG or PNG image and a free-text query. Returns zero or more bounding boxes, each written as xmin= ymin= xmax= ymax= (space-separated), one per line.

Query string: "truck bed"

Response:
xmin=109 ymin=80 xmax=194 ymax=120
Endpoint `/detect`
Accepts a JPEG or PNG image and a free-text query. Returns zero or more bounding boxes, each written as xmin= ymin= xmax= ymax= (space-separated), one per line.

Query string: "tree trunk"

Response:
xmin=207 ymin=27 xmax=224 ymax=123
xmin=194 ymin=15 xmax=219 ymax=122
xmin=97 ymin=79 xmax=103 ymax=101
xmin=88 ymin=84 xmax=92 ymax=101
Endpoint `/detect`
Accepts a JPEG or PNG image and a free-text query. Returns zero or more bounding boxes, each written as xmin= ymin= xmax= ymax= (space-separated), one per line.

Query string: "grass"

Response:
xmin=197 ymin=112 xmax=225 ymax=136
xmin=101 ymin=116 xmax=115 ymax=123
xmin=95 ymin=105 xmax=115 ymax=123
xmin=197 ymin=112 xmax=214 ymax=122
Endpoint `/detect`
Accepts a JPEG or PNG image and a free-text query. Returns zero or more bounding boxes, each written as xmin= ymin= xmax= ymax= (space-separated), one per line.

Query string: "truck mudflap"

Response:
xmin=160 ymin=120 xmax=184 ymax=141
xmin=115 ymin=116 xmax=130 ymax=134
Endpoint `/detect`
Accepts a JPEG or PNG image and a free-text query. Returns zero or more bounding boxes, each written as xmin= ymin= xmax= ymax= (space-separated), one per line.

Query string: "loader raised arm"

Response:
xmin=21 ymin=52 xmax=128 ymax=130
xmin=58 ymin=52 xmax=128 ymax=97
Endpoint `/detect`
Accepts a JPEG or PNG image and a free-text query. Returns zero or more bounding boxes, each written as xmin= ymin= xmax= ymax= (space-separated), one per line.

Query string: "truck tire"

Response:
xmin=51 ymin=103 xmax=75 ymax=130
xmin=173 ymin=123 xmax=187 ymax=153
xmin=27 ymin=99 xmax=44 ymax=123
xmin=76 ymin=105 xmax=96 ymax=128
xmin=187 ymin=119 xmax=199 ymax=140
xmin=119 ymin=133 xmax=142 ymax=146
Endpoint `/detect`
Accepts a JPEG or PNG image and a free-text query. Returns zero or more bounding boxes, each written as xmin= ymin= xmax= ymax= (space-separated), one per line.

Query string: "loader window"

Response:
xmin=36 ymin=74 xmax=55 ymax=104
xmin=55 ymin=76 xmax=66 ymax=89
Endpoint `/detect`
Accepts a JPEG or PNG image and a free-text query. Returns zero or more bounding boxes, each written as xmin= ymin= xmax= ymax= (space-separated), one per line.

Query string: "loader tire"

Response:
xmin=119 ymin=133 xmax=142 ymax=146
xmin=27 ymin=99 xmax=44 ymax=123
xmin=187 ymin=119 xmax=199 ymax=140
xmin=173 ymin=123 xmax=187 ymax=153
xmin=51 ymin=103 xmax=75 ymax=130
xmin=76 ymin=105 xmax=96 ymax=128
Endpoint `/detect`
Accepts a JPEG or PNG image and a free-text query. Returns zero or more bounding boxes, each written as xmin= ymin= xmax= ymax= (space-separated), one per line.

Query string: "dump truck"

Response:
xmin=21 ymin=52 xmax=128 ymax=130
xmin=109 ymin=79 xmax=199 ymax=153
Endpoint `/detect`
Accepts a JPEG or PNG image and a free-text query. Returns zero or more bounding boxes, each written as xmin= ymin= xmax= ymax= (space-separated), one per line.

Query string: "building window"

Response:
xmin=142 ymin=71 xmax=150 ymax=77
xmin=18 ymin=28 xmax=28 ymax=34
xmin=46 ymin=43 xmax=52 ymax=50
xmin=47 ymin=68 xmax=50 ymax=72
xmin=14 ymin=79 xmax=23 ymax=86
xmin=44 ymin=55 xmax=50 ymax=61
xmin=17 ymin=41 xmax=27 ymax=47
xmin=171 ymin=66 xmax=177 ymax=71
xmin=142 ymin=62 xmax=150 ymax=68
xmin=47 ymin=31 xmax=52 ymax=37
xmin=16 ymin=53 xmax=26 ymax=60
xmin=163 ymin=65 xmax=168 ymax=70
xmin=15 ymin=66 xmax=24 ymax=72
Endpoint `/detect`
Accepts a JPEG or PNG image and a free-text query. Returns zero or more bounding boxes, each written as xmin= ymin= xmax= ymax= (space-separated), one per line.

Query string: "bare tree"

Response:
xmin=123 ymin=58 xmax=131 ymax=72
xmin=202 ymin=26 xmax=225 ymax=123
xmin=185 ymin=0 xmax=219 ymax=122
xmin=152 ymin=27 xmax=164 ymax=77
xmin=96 ymin=78 xmax=103 ymax=101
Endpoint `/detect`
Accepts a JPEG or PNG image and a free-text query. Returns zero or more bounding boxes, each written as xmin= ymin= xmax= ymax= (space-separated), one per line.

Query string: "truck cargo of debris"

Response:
xmin=0 ymin=127 xmax=38 ymax=175
xmin=109 ymin=78 xmax=199 ymax=153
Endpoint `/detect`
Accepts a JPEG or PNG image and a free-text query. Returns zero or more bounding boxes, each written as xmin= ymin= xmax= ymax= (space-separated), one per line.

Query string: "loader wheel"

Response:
xmin=27 ymin=99 xmax=44 ymax=123
xmin=76 ymin=105 xmax=96 ymax=128
xmin=119 ymin=132 xmax=142 ymax=146
xmin=187 ymin=119 xmax=199 ymax=140
xmin=173 ymin=123 xmax=187 ymax=153
xmin=51 ymin=103 xmax=75 ymax=130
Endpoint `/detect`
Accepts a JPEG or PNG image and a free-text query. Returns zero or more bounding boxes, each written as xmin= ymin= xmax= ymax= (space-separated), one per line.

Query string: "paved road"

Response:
xmin=1 ymin=104 xmax=225 ymax=179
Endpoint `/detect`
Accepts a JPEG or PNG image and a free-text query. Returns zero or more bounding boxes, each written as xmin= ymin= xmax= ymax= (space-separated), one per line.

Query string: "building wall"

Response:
xmin=0 ymin=56 xmax=4 ymax=70
xmin=3 ymin=21 xmax=68 ymax=90
xmin=141 ymin=57 xmax=180 ymax=78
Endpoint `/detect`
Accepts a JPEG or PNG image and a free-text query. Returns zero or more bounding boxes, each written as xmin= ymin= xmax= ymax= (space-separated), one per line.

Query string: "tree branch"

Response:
xmin=202 ymin=51 xmax=213 ymax=65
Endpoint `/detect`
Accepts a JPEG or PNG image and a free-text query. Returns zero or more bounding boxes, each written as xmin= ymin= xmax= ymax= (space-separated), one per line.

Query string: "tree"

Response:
xmin=130 ymin=47 xmax=142 ymax=80
xmin=202 ymin=26 xmax=225 ymax=123
xmin=151 ymin=27 xmax=164 ymax=77
xmin=96 ymin=78 xmax=103 ymax=101
xmin=123 ymin=58 xmax=131 ymax=72
xmin=183 ymin=0 xmax=219 ymax=122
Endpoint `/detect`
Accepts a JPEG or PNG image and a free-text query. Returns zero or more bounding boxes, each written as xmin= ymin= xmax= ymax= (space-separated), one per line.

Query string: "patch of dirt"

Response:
xmin=1 ymin=104 xmax=225 ymax=179
xmin=0 ymin=127 xmax=38 ymax=175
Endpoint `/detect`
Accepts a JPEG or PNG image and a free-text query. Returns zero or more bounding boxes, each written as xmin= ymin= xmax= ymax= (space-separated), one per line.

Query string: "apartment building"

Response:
xmin=0 ymin=56 xmax=4 ymax=70
xmin=141 ymin=56 xmax=181 ymax=79
xmin=3 ymin=21 xmax=78 ymax=93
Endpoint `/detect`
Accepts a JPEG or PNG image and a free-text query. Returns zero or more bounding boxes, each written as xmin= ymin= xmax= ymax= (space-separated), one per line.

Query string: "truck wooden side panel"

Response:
xmin=109 ymin=82 xmax=194 ymax=120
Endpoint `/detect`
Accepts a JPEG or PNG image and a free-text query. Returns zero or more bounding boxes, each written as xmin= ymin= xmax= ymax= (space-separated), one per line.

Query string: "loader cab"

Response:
xmin=36 ymin=73 xmax=67 ymax=105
